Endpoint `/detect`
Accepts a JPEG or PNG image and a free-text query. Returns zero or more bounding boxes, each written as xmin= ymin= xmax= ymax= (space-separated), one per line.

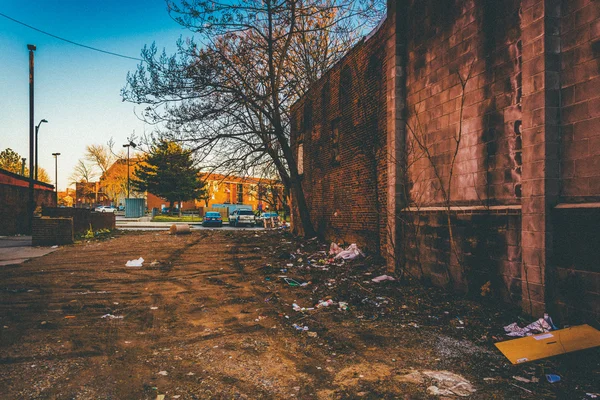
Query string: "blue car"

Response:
xmin=202 ymin=211 xmax=223 ymax=227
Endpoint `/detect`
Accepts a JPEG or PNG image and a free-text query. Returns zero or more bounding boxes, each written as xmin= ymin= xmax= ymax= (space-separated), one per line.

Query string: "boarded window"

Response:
xmin=331 ymin=119 xmax=340 ymax=165
xmin=297 ymin=144 xmax=304 ymax=175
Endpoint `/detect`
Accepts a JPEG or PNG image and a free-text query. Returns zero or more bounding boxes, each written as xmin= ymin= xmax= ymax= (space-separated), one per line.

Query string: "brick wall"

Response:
xmin=32 ymin=217 xmax=73 ymax=246
xmin=402 ymin=209 xmax=522 ymax=303
xmin=560 ymin=0 xmax=600 ymax=202
xmin=291 ymin=17 xmax=391 ymax=255
xmin=0 ymin=174 xmax=56 ymax=235
xmin=293 ymin=0 xmax=600 ymax=319
xmin=42 ymin=207 xmax=115 ymax=234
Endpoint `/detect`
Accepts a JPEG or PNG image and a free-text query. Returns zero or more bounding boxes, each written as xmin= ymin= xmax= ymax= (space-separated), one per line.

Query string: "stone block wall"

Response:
xmin=32 ymin=217 xmax=73 ymax=246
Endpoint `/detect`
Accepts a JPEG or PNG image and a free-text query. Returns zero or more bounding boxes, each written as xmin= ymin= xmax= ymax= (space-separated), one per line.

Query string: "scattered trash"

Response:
xmin=503 ymin=313 xmax=556 ymax=337
xmin=51 ymin=245 xmax=58 ymax=249
xmin=125 ymin=257 xmax=144 ymax=267
xmin=495 ymin=324 xmax=600 ymax=364
xmin=513 ymin=376 xmax=535 ymax=383
xmin=335 ymin=243 xmax=364 ymax=260
xmin=586 ymin=393 xmax=600 ymax=398
xmin=546 ymin=374 xmax=561 ymax=383
xmin=338 ymin=302 xmax=349 ymax=311
xmin=307 ymin=331 xmax=318 ymax=337
xmin=157 ymin=370 xmax=168 ymax=376
xmin=284 ymin=278 xmax=302 ymax=287
xmin=150 ymin=307 xmax=158 ymax=310
xmin=371 ymin=274 xmax=395 ymax=283
xmin=329 ymin=242 xmax=342 ymax=255
xmin=316 ymin=299 xmax=334 ymax=308
xmin=101 ymin=314 xmax=123 ymax=319
xmin=64 ymin=315 xmax=76 ymax=319
xmin=510 ymin=383 xmax=533 ymax=394
xmin=169 ymin=224 xmax=191 ymax=234
xmin=156 ymin=395 xmax=165 ymax=400
xmin=422 ymin=370 xmax=476 ymax=397
xmin=292 ymin=324 xmax=309 ymax=331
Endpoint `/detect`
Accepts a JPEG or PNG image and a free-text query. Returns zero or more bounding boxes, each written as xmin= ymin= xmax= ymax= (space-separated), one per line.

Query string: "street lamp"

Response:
xmin=35 ymin=119 xmax=48 ymax=180
xmin=52 ymin=152 xmax=60 ymax=205
xmin=122 ymin=141 xmax=136 ymax=198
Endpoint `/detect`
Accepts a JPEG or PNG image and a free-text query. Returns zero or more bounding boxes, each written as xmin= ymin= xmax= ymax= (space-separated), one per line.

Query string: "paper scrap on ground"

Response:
xmin=495 ymin=324 xmax=600 ymax=364
xmin=422 ymin=370 xmax=476 ymax=397
xmin=372 ymin=274 xmax=396 ymax=283
xmin=125 ymin=257 xmax=144 ymax=267
xmin=101 ymin=314 xmax=123 ymax=319
xmin=503 ymin=313 xmax=555 ymax=337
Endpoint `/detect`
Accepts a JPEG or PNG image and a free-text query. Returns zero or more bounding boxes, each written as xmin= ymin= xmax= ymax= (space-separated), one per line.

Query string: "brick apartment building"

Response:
xmin=291 ymin=0 xmax=600 ymax=321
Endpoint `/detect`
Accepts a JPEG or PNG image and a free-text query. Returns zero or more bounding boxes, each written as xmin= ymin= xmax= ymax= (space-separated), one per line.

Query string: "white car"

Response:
xmin=229 ymin=209 xmax=256 ymax=227
xmin=95 ymin=205 xmax=117 ymax=213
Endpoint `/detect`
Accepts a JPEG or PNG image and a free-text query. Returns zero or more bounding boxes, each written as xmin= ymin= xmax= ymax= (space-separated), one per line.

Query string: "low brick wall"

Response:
xmin=91 ymin=212 xmax=116 ymax=231
xmin=32 ymin=217 xmax=73 ymax=246
xmin=42 ymin=207 xmax=115 ymax=234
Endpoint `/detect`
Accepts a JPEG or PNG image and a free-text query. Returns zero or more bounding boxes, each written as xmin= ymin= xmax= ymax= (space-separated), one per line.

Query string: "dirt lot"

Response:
xmin=0 ymin=229 xmax=598 ymax=399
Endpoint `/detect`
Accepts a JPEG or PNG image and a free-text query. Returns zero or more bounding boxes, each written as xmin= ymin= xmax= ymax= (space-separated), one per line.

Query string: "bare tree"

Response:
xmin=122 ymin=0 xmax=384 ymax=237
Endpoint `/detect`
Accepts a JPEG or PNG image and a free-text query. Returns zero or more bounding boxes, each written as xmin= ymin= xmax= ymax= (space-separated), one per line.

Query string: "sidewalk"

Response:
xmin=0 ymin=236 xmax=59 ymax=266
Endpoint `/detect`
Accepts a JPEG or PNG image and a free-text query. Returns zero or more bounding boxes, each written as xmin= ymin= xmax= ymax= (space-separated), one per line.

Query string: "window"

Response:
xmin=236 ymin=183 xmax=243 ymax=204
xmin=331 ymin=119 xmax=340 ymax=165
xmin=339 ymin=65 xmax=353 ymax=114
xmin=297 ymin=143 xmax=304 ymax=175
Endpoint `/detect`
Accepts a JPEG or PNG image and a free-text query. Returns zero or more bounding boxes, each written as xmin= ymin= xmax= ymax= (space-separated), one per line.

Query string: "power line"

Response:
xmin=0 ymin=11 xmax=143 ymax=61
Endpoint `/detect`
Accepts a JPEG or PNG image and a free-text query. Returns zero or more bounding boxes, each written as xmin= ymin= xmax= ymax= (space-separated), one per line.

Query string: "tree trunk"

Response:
xmin=169 ymin=200 xmax=175 ymax=216
xmin=289 ymin=175 xmax=315 ymax=238
xmin=178 ymin=201 xmax=182 ymax=217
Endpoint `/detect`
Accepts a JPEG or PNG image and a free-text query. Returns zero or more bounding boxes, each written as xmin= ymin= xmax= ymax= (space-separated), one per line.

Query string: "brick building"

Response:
xmin=0 ymin=168 xmax=56 ymax=235
xmin=291 ymin=0 xmax=600 ymax=321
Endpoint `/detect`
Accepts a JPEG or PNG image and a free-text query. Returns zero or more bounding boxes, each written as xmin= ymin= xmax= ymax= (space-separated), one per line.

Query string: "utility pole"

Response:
xmin=52 ymin=153 xmax=60 ymax=205
xmin=27 ymin=44 xmax=36 ymax=233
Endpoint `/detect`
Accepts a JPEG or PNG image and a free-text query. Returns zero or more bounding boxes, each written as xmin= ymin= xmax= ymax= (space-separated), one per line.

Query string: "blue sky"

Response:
xmin=0 ymin=0 xmax=190 ymax=191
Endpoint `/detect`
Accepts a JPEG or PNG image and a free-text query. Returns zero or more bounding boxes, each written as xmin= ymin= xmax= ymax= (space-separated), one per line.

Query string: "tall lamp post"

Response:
xmin=35 ymin=119 xmax=48 ymax=180
xmin=122 ymin=141 xmax=136 ymax=199
xmin=27 ymin=44 xmax=36 ymax=233
xmin=52 ymin=153 xmax=60 ymax=205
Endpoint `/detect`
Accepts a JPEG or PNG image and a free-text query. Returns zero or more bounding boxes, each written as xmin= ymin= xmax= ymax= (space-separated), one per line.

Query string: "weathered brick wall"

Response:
xmin=0 ymin=185 xmax=56 ymax=235
xmin=553 ymin=209 xmax=600 ymax=324
xmin=32 ymin=217 xmax=73 ymax=246
xmin=552 ymin=0 xmax=600 ymax=323
xmin=405 ymin=0 xmax=523 ymax=207
xmin=290 ymin=18 xmax=391 ymax=254
xmin=560 ymin=0 xmax=600 ymax=201
xmin=42 ymin=207 xmax=115 ymax=234
xmin=402 ymin=210 xmax=522 ymax=303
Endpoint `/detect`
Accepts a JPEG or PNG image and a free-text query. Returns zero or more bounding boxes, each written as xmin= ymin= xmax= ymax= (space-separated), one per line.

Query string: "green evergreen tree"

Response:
xmin=132 ymin=140 xmax=205 ymax=215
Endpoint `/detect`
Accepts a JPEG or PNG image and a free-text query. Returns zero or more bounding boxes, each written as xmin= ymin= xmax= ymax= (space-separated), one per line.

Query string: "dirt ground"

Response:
xmin=0 ymin=229 xmax=598 ymax=399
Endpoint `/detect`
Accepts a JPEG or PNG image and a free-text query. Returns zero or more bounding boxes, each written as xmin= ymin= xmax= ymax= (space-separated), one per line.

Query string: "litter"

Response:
xmin=156 ymin=395 xmax=165 ymax=400
xmin=292 ymin=324 xmax=309 ymax=331
xmin=513 ymin=376 xmax=536 ymax=383
xmin=422 ymin=370 xmax=476 ymax=397
xmin=329 ymin=242 xmax=342 ymax=255
xmin=307 ymin=331 xmax=318 ymax=337
xmin=101 ymin=314 xmax=123 ymax=319
xmin=316 ymin=299 xmax=334 ymax=308
xmin=546 ymin=374 xmax=561 ymax=383
xmin=338 ymin=302 xmax=349 ymax=311
xmin=284 ymin=278 xmax=302 ymax=287
xmin=495 ymin=324 xmax=600 ymax=364
xmin=157 ymin=370 xmax=168 ymax=376
xmin=125 ymin=257 xmax=144 ymax=267
xmin=169 ymin=224 xmax=191 ymax=234
xmin=335 ymin=243 xmax=364 ymax=260
xmin=64 ymin=315 xmax=76 ymax=319
xmin=51 ymin=245 xmax=58 ymax=249
xmin=372 ymin=275 xmax=395 ymax=283
xmin=503 ymin=313 xmax=556 ymax=337
xmin=150 ymin=307 xmax=158 ymax=310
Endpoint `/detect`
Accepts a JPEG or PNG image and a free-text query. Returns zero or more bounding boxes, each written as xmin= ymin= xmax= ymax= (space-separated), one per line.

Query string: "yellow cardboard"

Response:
xmin=495 ymin=324 xmax=600 ymax=364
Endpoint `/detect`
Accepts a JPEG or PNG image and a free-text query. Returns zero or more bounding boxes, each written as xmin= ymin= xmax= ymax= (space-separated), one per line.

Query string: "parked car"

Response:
xmin=94 ymin=205 xmax=117 ymax=213
xmin=257 ymin=211 xmax=280 ymax=223
xmin=229 ymin=209 xmax=256 ymax=227
xmin=202 ymin=211 xmax=223 ymax=227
